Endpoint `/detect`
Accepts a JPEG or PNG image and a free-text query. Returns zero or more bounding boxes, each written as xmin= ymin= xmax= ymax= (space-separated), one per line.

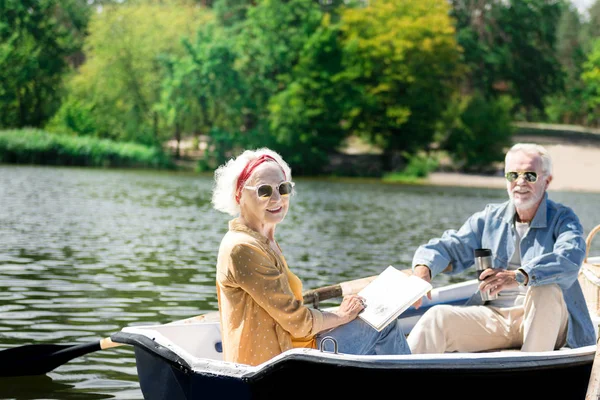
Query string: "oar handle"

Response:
xmin=100 ymin=337 xmax=125 ymax=350
xmin=302 ymin=284 xmax=343 ymax=306
xmin=301 ymin=276 xmax=378 ymax=304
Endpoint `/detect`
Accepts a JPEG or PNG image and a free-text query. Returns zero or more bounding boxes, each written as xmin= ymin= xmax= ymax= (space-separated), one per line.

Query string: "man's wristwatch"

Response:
xmin=515 ymin=269 xmax=527 ymax=286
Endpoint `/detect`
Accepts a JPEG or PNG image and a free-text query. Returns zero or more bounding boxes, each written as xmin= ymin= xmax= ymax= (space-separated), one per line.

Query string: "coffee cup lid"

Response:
xmin=474 ymin=248 xmax=492 ymax=257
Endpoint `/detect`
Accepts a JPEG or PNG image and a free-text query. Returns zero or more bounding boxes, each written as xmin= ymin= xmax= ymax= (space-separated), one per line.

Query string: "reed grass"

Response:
xmin=0 ymin=129 xmax=174 ymax=169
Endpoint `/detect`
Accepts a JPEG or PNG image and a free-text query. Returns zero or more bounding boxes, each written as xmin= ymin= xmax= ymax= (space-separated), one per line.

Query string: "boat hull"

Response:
xmin=132 ymin=346 xmax=252 ymax=400
xmin=127 ymin=342 xmax=593 ymax=400
xmin=112 ymin=276 xmax=600 ymax=400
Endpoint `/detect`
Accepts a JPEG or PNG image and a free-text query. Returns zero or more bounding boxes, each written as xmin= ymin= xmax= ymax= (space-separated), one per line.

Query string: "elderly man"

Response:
xmin=407 ymin=143 xmax=596 ymax=353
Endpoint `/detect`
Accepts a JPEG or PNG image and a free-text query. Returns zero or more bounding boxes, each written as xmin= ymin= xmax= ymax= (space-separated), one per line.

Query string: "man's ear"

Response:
xmin=545 ymin=174 xmax=553 ymax=189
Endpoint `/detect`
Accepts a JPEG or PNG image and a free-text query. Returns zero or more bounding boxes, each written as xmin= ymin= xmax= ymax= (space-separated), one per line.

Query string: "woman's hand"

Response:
xmin=335 ymin=294 xmax=366 ymax=323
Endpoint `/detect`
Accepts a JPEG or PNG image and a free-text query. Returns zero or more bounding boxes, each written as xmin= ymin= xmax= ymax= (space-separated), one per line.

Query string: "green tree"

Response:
xmin=0 ymin=0 xmax=90 ymax=128
xmin=213 ymin=0 xmax=252 ymax=27
xmin=48 ymin=0 xmax=207 ymax=145
xmin=269 ymin=14 xmax=351 ymax=175
xmin=158 ymin=21 xmax=248 ymax=166
xmin=158 ymin=0 xmax=336 ymax=172
xmin=441 ymin=92 xmax=514 ymax=172
xmin=193 ymin=0 xmax=331 ymax=171
xmin=450 ymin=0 xmax=565 ymax=118
xmin=507 ymin=0 xmax=564 ymax=116
xmin=336 ymin=0 xmax=462 ymax=168
xmin=556 ymin=3 xmax=586 ymax=83
xmin=232 ymin=0 xmax=325 ymax=134
xmin=544 ymin=3 xmax=588 ymax=125
xmin=582 ymin=39 xmax=600 ymax=126
xmin=581 ymin=0 xmax=600 ymax=54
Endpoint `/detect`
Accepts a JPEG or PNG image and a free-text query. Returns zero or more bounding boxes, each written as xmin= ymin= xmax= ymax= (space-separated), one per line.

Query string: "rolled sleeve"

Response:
xmin=308 ymin=308 xmax=324 ymax=335
xmin=413 ymin=210 xmax=486 ymax=277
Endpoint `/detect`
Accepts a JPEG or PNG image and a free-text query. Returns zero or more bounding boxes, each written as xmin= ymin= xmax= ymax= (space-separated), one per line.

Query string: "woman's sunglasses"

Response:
xmin=244 ymin=181 xmax=295 ymax=199
xmin=505 ymin=171 xmax=538 ymax=183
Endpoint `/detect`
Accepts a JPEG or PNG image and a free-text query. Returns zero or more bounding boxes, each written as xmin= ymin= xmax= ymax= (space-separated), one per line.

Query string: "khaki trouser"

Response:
xmin=407 ymin=284 xmax=569 ymax=354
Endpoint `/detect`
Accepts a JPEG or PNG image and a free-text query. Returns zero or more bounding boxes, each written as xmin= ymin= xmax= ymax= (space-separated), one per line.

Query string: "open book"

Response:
xmin=358 ymin=265 xmax=432 ymax=332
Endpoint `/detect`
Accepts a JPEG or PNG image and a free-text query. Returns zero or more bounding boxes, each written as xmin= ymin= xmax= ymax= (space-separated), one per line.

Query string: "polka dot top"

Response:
xmin=216 ymin=218 xmax=324 ymax=366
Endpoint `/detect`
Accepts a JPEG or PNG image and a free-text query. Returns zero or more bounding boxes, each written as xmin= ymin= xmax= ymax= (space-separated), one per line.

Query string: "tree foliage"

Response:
xmin=47 ymin=0 xmax=208 ymax=145
xmin=207 ymin=0 xmax=345 ymax=172
xmin=544 ymin=3 xmax=588 ymax=125
xmin=0 ymin=0 xmax=90 ymax=128
xmin=581 ymin=0 xmax=600 ymax=54
xmin=269 ymin=14 xmax=351 ymax=175
xmin=441 ymin=91 xmax=514 ymax=172
xmin=582 ymin=39 xmax=600 ymax=126
xmin=450 ymin=0 xmax=564 ymax=117
xmin=160 ymin=21 xmax=249 ymax=166
xmin=336 ymin=0 xmax=462 ymax=164
xmin=6 ymin=0 xmax=595 ymax=174
xmin=231 ymin=0 xmax=325 ymax=131
xmin=544 ymin=0 xmax=600 ymax=127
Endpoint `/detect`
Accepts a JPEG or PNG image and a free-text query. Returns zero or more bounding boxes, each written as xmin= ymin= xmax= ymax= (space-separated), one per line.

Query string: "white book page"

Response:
xmin=358 ymin=265 xmax=432 ymax=331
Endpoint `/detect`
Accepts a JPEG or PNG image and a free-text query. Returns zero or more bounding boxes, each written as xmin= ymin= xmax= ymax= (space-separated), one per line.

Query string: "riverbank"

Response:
xmin=426 ymin=141 xmax=600 ymax=194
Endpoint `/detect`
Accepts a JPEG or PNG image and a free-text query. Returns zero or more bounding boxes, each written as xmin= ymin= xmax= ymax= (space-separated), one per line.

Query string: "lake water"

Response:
xmin=1 ymin=165 xmax=600 ymax=399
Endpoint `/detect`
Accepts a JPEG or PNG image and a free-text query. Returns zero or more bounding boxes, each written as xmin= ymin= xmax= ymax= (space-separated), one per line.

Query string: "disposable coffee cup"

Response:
xmin=474 ymin=248 xmax=497 ymax=301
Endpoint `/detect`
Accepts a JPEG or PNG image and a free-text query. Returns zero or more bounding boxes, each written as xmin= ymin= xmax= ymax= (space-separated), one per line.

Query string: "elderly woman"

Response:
xmin=211 ymin=147 xmax=410 ymax=366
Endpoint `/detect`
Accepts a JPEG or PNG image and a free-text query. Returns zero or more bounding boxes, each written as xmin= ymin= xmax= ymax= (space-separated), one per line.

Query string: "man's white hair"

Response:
xmin=211 ymin=148 xmax=292 ymax=216
xmin=505 ymin=143 xmax=552 ymax=175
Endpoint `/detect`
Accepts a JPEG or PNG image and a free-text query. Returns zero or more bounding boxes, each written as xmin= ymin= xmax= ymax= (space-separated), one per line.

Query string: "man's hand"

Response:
xmin=478 ymin=268 xmax=523 ymax=296
xmin=412 ymin=264 xmax=432 ymax=309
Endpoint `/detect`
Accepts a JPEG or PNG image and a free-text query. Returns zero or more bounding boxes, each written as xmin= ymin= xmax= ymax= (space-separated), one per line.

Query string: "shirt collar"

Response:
xmin=503 ymin=192 xmax=548 ymax=228
xmin=229 ymin=218 xmax=270 ymax=244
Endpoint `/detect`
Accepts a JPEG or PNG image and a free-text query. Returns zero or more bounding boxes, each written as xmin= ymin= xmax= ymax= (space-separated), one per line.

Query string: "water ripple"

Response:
xmin=1 ymin=165 xmax=600 ymax=398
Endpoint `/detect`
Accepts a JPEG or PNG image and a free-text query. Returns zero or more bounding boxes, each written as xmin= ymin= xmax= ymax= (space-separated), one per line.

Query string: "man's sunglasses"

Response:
xmin=505 ymin=171 xmax=538 ymax=183
xmin=244 ymin=181 xmax=295 ymax=199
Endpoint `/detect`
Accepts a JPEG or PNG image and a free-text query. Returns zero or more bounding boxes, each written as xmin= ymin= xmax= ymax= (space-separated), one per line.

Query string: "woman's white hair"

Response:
xmin=211 ymin=148 xmax=292 ymax=216
xmin=505 ymin=143 xmax=552 ymax=175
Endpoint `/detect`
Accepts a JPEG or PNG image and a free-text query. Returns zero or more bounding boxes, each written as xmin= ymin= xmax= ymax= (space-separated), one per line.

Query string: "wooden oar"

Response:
xmin=0 ymin=269 xmax=413 ymax=377
xmin=304 ymin=275 xmax=379 ymax=307
xmin=586 ymin=337 xmax=600 ymax=400
xmin=0 ymin=337 xmax=121 ymax=377
xmin=583 ymin=224 xmax=600 ymax=400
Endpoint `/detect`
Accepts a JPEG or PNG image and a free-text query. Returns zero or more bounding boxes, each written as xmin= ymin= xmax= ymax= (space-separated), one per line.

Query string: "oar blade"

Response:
xmin=0 ymin=341 xmax=101 ymax=377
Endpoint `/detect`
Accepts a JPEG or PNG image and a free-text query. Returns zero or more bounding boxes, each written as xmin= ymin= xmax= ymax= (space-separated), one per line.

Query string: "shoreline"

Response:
xmin=425 ymin=143 xmax=600 ymax=194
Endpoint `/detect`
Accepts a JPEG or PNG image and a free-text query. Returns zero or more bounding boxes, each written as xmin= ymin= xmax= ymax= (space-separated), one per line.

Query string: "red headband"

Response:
xmin=235 ymin=154 xmax=286 ymax=204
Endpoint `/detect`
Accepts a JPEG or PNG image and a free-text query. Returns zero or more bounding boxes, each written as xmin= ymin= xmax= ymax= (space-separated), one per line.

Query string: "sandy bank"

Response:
xmin=426 ymin=142 xmax=600 ymax=194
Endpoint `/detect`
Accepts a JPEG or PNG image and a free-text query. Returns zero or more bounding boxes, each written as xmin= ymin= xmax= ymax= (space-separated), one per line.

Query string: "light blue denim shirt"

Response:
xmin=412 ymin=193 xmax=595 ymax=349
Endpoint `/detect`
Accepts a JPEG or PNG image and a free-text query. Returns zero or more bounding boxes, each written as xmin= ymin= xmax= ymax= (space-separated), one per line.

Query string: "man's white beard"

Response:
xmin=509 ymin=185 xmax=542 ymax=211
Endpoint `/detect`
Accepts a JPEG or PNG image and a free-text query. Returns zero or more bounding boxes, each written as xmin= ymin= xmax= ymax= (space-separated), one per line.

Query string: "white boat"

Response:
xmin=4 ymin=227 xmax=600 ymax=400
xmin=112 ymin=251 xmax=600 ymax=400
